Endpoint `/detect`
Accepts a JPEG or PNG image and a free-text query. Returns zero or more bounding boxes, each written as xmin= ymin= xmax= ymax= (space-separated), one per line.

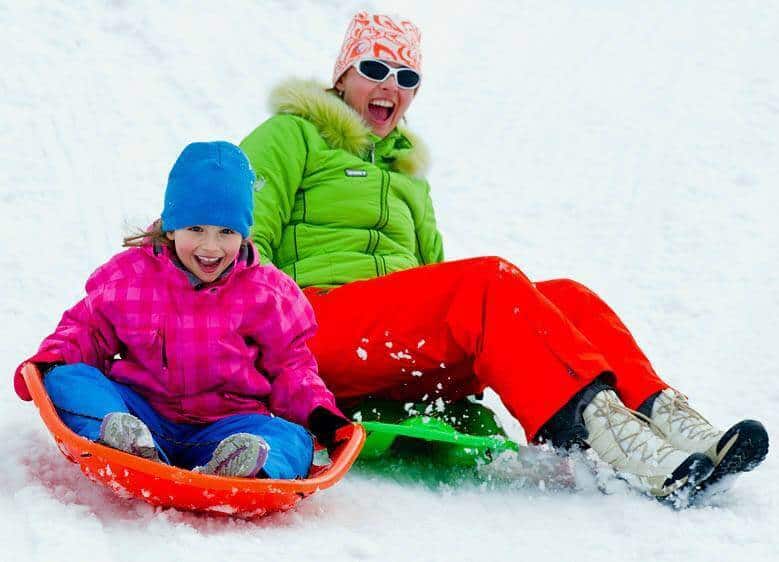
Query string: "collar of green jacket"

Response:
xmin=268 ymin=78 xmax=430 ymax=177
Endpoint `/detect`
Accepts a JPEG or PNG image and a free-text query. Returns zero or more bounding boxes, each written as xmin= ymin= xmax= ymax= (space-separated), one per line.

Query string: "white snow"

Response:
xmin=1 ymin=1 xmax=778 ymax=561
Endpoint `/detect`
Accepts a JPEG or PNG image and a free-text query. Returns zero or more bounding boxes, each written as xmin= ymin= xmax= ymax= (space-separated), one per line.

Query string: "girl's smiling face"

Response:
xmin=166 ymin=225 xmax=243 ymax=283
xmin=336 ymin=61 xmax=417 ymax=139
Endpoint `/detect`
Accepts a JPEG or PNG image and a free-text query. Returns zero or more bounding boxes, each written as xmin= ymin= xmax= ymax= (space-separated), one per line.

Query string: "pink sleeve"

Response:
xmin=251 ymin=274 xmax=343 ymax=427
xmin=36 ymin=291 xmax=119 ymax=372
xmin=13 ymin=350 xmax=61 ymax=401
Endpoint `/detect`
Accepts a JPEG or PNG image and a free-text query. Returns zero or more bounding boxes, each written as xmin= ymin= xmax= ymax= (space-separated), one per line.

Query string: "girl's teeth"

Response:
xmin=371 ymin=99 xmax=395 ymax=108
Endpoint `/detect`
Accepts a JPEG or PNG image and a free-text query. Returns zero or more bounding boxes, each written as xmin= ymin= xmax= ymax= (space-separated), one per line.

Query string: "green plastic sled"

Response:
xmin=346 ymin=398 xmax=520 ymax=466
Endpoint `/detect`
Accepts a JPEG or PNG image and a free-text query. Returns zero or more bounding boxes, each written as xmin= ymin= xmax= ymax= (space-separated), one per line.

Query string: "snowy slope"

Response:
xmin=1 ymin=1 xmax=778 ymax=560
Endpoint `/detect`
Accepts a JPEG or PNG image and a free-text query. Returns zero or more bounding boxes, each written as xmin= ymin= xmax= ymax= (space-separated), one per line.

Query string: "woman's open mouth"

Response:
xmin=367 ymin=99 xmax=395 ymax=123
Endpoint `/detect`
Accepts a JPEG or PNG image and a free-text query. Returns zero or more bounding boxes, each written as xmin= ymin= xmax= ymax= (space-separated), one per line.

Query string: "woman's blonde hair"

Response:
xmin=122 ymin=219 xmax=172 ymax=248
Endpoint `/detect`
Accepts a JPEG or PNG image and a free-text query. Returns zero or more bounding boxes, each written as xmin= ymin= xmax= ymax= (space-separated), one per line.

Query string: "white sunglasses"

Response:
xmin=352 ymin=58 xmax=421 ymax=89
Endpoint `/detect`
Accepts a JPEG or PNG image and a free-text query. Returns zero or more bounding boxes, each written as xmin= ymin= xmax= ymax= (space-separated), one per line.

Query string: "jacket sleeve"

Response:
xmin=414 ymin=179 xmax=445 ymax=265
xmin=14 ymin=268 xmax=121 ymax=400
xmin=249 ymin=272 xmax=344 ymax=428
xmin=239 ymin=115 xmax=308 ymax=265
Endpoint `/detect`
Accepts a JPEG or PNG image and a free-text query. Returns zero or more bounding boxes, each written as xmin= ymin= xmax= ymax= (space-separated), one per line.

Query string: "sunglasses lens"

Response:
xmin=358 ymin=60 xmax=391 ymax=81
xmin=396 ymin=69 xmax=420 ymax=89
xmin=357 ymin=60 xmax=421 ymax=89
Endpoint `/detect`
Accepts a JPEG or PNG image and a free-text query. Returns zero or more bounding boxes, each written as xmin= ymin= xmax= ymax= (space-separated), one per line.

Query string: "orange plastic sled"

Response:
xmin=22 ymin=364 xmax=365 ymax=518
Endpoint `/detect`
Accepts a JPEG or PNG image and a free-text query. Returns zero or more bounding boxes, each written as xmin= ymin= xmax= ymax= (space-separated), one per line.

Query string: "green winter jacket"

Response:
xmin=239 ymin=79 xmax=444 ymax=289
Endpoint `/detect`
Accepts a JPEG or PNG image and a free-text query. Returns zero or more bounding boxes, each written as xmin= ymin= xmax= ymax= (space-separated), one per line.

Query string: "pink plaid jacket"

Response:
xmin=16 ymin=243 xmax=341 ymax=426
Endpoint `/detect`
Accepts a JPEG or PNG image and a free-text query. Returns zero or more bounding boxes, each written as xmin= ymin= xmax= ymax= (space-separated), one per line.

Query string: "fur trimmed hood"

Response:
xmin=268 ymin=78 xmax=430 ymax=176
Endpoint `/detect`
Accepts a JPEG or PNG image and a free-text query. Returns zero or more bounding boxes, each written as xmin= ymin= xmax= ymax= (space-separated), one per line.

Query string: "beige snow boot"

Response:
xmin=583 ymin=390 xmax=714 ymax=503
xmin=646 ymin=388 xmax=768 ymax=490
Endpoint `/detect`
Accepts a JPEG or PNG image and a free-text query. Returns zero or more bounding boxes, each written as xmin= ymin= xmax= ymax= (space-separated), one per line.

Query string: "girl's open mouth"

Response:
xmin=195 ymin=255 xmax=222 ymax=274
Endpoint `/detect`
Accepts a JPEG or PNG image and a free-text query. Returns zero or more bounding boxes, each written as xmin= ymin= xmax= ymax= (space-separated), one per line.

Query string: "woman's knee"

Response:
xmin=535 ymin=278 xmax=614 ymax=322
xmin=537 ymin=278 xmax=598 ymax=300
xmin=469 ymin=256 xmax=530 ymax=283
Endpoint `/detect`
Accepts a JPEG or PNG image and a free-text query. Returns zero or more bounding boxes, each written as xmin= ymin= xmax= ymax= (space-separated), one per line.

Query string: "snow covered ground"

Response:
xmin=1 ymin=1 xmax=778 ymax=560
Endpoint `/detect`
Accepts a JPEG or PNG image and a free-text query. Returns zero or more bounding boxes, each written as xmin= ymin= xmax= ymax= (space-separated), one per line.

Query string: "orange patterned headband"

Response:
xmin=332 ymin=12 xmax=422 ymax=86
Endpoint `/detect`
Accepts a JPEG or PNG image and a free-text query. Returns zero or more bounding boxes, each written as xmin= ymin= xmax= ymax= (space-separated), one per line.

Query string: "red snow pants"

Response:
xmin=304 ymin=256 xmax=667 ymax=440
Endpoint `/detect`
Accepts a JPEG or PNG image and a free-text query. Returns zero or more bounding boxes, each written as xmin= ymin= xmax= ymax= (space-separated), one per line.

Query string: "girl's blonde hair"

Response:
xmin=122 ymin=219 xmax=172 ymax=248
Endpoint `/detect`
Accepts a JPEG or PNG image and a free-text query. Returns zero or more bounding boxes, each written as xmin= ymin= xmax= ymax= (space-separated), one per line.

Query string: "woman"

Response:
xmin=239 ymin=12 xmax=767 ymax=502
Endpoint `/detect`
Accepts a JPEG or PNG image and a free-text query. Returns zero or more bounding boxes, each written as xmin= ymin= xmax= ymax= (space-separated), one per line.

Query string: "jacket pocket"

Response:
xmin=158 ymin=328 xmax=168 ymax=369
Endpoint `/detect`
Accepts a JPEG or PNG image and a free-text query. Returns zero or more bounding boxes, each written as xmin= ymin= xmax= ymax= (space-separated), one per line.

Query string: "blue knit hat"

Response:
xmin=161 ymin=141 xmax=255 ymax=238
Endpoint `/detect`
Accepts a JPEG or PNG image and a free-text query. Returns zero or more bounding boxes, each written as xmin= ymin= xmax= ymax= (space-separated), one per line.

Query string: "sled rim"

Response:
xmin=22 ymin=363 xmax=365 ymax=494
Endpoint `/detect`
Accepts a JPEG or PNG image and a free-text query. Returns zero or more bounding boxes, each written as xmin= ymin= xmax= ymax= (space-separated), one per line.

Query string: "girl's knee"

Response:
xmin=44 ymin=364 xmax=127 ymax=414
xmin=266 ymin=416 xmax=312 ymax=443
xmin=43 ymin=364 xmax=129 ymax=430
xmin=44 ymin=363 xmax=106 ymax=394
xmin=220 ymin=414 xmax=311 ymax=445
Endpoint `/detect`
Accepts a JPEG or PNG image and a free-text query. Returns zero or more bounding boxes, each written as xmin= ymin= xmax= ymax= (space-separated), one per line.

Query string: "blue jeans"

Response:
xmin=44 ymin=363 xmax=313 ymax=479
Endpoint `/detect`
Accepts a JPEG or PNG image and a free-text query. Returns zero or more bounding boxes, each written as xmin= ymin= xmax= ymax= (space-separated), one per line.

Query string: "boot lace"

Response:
xmin=656 ymin=390 xmax=721 ymax=443
xmin=590 ymin=391 xmax=679 ymax=466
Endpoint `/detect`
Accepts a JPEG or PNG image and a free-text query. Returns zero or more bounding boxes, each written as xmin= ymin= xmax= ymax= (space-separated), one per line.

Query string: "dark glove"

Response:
xmin=308 ymin=406 xmax=351 ymax=448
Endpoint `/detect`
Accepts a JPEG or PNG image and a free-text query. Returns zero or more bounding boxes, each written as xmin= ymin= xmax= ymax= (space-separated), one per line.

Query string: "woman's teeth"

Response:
xmin=368 ymin=99 xmax=395 ymax=121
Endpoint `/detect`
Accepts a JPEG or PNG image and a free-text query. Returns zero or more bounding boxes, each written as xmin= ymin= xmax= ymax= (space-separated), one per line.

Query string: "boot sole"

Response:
xmin=699 ymin=419 xmax=769 ymax=493
xmin=659 ymin=453 xmax=715 ymax=509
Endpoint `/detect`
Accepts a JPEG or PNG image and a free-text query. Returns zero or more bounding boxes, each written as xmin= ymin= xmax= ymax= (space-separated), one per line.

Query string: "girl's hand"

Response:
xmin=308 ymin=406 xmax=351 ymax=447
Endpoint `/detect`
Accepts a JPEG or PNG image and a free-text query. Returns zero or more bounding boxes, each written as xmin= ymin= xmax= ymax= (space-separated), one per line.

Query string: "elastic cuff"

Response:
xmin=636 ymin=390 xmax=662 ymax=418
xmin=535 ymin=372 xmax=614 ymax=447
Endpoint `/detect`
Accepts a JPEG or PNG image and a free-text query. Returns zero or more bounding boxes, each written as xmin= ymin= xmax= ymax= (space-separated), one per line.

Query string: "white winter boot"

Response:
xmin=194 ymin=433 xmax=270 ymax=478
xmin=583 ymin=390 xmax=714 ymax=502
xmin=98 ymin=412 xmax=161 ymax=462
xmin=647 ymin=388 xmax=769 ymax=489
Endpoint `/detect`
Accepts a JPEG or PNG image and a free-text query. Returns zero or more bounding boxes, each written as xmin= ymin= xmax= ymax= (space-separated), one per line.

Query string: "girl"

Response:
xmin=237 ymin=12 xmax=768 ymax=501
xmin=14 ymin=141 xmax=347 ymax=479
